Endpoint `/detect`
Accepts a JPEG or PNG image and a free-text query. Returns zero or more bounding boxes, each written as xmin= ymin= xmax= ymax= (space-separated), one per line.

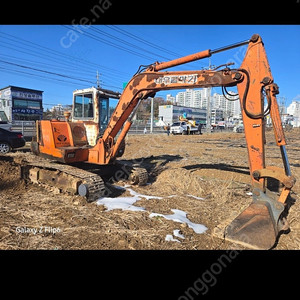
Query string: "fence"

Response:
xmin=11 ymin=121 xmax=36 ymax=139
xmin=128 ymin=124 xmax=166 ymax=135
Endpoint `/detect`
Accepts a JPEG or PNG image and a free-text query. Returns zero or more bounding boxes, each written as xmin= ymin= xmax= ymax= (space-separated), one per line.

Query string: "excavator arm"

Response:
xmin=91 ymin=34 xmax=295 ymax=249
xmin=225 ymin=35 xmax=296 ymax=248
xmin=93 ymin=68 xmax=244 ymax=164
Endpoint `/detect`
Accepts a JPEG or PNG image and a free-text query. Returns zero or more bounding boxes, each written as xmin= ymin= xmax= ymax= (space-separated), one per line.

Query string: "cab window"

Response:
xmin=74 ymin=94 xmax=93 ymax=119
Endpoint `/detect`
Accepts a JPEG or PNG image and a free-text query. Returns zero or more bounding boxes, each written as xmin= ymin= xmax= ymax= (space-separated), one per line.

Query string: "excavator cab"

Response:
xmin=72 ymin=87 xmax=121 ymax=146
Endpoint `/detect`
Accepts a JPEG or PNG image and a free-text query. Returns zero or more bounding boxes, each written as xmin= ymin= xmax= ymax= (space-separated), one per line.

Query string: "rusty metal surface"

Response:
xmin=20 ymin=155 xmax=106 ymax=201
xmin=35 ymin=168 xmax=80 ymax=194
xmin=84 ymin=123 xmax=99 ymax=146
xmin=152 ymin=49 xmax=211 ymax=71
xmin=253 ymin=166 xmax=296 ymax=189
xmin=225 ymin=188 xmax=285 ymax=249
xmin=100 ymin=69 xmax=243 ymax=164
xmin=226 ymin=202 xmax=277 ymax=249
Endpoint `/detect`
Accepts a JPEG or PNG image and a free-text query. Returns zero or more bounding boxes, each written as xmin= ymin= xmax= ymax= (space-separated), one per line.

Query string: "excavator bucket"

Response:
xmin=224 ymin=189 xmax=286 ymax=249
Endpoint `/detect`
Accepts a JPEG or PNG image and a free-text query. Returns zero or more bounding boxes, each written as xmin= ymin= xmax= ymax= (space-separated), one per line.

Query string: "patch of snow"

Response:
xmin=127 ymin=188 xmax=162 ymax=200
xmin=112 ymin=185 xmax=126 ymax=190
xmin=173 ymin=229 xmax=185 ymax=239
xmin=96 ymin=196 xmax=146 ymax=212
xmin=149 ymin=209 xmax=207 ymax=234
xmin=96 ymin=185 xmax=161 ymax=211
xmin=165 ymin=234 xmax=181 ymax=243
xmin=97 ymin=185 xmax=207 ymax=235
xmin=188 ymin=194 xmax=205 ymax=200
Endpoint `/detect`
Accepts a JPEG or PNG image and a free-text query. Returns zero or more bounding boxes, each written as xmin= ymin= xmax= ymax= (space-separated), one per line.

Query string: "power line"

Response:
xmin=0 ymin=37 xmax=125 ymax=89
xmin=62 ymin=25 xmax=158 ymax=62
xmin=105 ymin=25 xmax=184 ymax=58
xmin=0 ymin=53 xmax=97 ymax=78
xmin=0 ymin=66 xmax=87 ymax=88
xmin=0 ymin=59 xmax=95 ymax=85
xmin=0 ymin=65 xmax=123 ymax=92
xmin=90 ymin=26 xmax=172 ymax=61
xmin=0 ymin=31 xmax=131 ymax=79
xmin=106 ymin=25 xmax=208 ymax=70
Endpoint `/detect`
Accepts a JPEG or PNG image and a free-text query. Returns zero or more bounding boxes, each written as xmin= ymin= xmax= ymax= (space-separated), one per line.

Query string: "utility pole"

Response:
xmin=277 ymin=96 xmax=286 ymax=118
xmin=150 ymin=97 xmax=154 ymax=134
xmin=206 ymin=59 xmax=212 ymax=133
xmin=96 ymin=71 xmax=100 ymax=88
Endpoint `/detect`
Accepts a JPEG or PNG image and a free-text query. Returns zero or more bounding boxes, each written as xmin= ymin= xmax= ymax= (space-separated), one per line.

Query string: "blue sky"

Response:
xmin=0 ymin=25 xmax=299 ymax=109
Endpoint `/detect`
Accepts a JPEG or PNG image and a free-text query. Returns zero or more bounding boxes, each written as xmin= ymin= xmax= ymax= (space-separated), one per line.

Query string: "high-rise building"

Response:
xmin=166 ymin=94 xmax=176 ymax=104
xmin=287 ymin=100 xmax=300 ymax=117
xmin=170 ymin=88 xmax=241 ymax=118
xmin=175 ymin=92 xmax=185 ymax=106
xmin=212 ymin=91 xmax=240 ymax=118
xmin=173 ymin=88 xmax=209 ymax=109
xmin=287 ymin=100 xmax=300 ymax=127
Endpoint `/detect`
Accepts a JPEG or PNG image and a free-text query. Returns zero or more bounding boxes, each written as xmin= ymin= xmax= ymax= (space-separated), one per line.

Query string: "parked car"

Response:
xmin=233 ymin=124 xmax=244 ymax=133
xmin=0 ymin=128 xmax=26 ymax=154
xmin=170 ymin=121 xmax=199 ymax=135
xmin=0 ymin=121 xmax=12 ymax=131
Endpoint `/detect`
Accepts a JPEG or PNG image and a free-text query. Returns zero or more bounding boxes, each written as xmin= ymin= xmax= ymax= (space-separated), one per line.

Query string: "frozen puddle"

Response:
xmin=150 ymin=209 xmax=207 ymax=234
xmin=96 ymin=185 xmax=207 ymax=235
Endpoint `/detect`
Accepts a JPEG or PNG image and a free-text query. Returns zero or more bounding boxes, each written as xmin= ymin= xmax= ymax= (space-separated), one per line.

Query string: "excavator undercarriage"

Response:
xmin=16 ymin=151 xmax=148 ymax=202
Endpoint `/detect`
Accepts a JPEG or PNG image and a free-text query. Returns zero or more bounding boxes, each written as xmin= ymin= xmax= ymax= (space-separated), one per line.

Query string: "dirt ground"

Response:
xmin=0 ymin=128 xmax=299 ymax=250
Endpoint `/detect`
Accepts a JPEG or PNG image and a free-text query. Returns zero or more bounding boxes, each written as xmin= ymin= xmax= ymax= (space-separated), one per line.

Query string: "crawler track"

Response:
xmin=4 ymin=152 xmax=148 ymax=202
xmin=19 ymin=157 xmax=107 ymax=202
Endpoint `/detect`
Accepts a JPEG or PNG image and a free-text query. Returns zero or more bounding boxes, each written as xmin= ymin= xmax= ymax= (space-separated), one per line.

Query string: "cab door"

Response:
xmin=99 ymin=97 xmax=109 ymax=135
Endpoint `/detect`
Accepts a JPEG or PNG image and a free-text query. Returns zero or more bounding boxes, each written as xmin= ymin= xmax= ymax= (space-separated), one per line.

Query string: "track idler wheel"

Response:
xmin=129 ymin=167 xmax=148 ymax=186
xmin=78 ymin=176 xmax=107 ymax=202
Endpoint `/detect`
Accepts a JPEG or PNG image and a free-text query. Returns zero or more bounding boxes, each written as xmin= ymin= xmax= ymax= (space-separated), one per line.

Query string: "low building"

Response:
xmin=211 ymin=109 xmax=224 ymax=125
xmin=158 ymin=104 xmax=206 ymax=125
xmin=0 ymin=85 xmax=43 ymax=122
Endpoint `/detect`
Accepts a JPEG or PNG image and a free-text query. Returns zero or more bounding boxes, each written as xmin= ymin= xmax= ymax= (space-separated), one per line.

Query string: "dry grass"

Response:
xmin=0 ymin=129 xmax=299 ymax=250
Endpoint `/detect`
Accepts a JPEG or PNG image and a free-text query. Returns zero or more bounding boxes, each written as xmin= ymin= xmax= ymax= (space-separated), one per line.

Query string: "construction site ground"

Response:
xmin=0 ymin=128 xmax=299 ymax=250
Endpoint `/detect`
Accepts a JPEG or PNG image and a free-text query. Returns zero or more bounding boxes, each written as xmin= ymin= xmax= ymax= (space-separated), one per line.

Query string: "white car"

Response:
xmin=233 ymin=125 xmax=244 ymax=133
xmin=170 ymin=121 xmax=186 ymax=134
xmin=170 ymin=121 xmax=199 ymax=135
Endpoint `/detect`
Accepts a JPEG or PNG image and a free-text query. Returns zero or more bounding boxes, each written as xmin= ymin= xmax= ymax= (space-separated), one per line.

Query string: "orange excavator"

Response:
xmin=22 ymin=34 xmax=295 ymax=249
